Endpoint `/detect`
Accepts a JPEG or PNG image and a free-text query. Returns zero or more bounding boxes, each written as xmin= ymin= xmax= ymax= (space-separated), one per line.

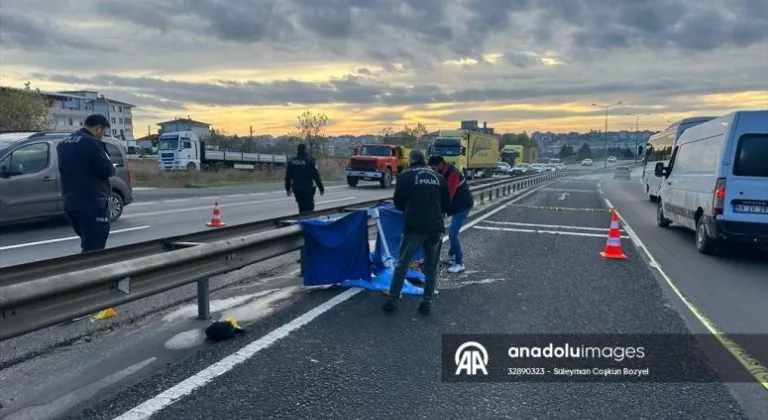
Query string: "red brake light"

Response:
xmin=712 ymin=177 xmax=726 ymax=216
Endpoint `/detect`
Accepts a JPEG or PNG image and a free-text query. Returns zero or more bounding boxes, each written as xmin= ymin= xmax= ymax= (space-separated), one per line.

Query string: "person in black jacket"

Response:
xmin=428 ymin=155 xmax=474 ymax=273
xmin=383 ymin=149 xmax=450 ymax=315
xmin=57 ymin=114 xmax=116 ymax=253
xmin=285 ymin=143 xmax=324 ymax=213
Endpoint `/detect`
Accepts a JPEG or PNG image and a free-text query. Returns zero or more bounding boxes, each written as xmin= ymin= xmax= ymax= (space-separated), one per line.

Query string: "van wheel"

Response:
xmin=108 ymin=191 xmax=124 ymax=222
xmin=695 ymin=218 xmax=716 ymax=255
xmin=656 ymin=202 xmax=670 ymax=228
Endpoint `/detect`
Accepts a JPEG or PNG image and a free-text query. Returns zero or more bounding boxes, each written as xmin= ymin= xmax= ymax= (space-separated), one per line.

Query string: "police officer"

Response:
xmin=57 ymin=114 xmax=116 ymax=253
xmin=285 ymin=143 xmax=324 ymax=213
xmin=383 ymin=149 xmax=450 ymax=315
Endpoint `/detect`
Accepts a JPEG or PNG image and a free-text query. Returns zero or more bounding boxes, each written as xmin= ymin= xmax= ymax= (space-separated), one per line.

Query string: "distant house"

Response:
xmin=134 ymin=134 xmax=158 ymax=151
xmin=157 ymin=117 xmax=211 ymax=140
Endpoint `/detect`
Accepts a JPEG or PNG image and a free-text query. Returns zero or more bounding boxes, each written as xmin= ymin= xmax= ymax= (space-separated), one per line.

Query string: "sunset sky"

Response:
xmin=1 ymin=0 xmax=766 ymax=136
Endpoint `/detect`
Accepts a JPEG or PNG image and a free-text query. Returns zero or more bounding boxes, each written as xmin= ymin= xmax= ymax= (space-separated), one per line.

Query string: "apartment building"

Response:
xmin=42 ymin=92 xmax=95 ymax=131
xmin=56 ymin=90 xmax=136 ymax=140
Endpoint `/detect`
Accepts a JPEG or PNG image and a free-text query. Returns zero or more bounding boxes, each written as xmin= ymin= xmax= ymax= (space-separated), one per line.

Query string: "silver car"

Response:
xmin=0 ymin=131 xmax=134 ymax=225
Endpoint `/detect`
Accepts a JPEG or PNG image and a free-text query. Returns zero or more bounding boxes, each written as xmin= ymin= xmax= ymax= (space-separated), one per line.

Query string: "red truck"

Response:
xmin=344 ymin=143 xmax=411 ymax=188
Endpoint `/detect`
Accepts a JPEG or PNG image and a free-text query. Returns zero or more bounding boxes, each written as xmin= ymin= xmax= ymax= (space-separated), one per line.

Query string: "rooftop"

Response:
xmin=157 ymin=118 xmax=211 ymax=127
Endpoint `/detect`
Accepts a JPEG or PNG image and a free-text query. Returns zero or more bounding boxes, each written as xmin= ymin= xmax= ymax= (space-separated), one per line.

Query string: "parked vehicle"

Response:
xmin=607 ymin=156 xmax=617 ymax=162
xmin=0 ymin=131 xmax=134 ymax=224
xmin=638 ymin=116 xmax=716 ymax=201
xmin=157 ymin=131 xmax=287 ymax=172
xmin=655 ymin=110 xmax=768 ymax=254
xmin=510 ymin=163 xmax=530 ymax=176
xmin=428 ymin=130 xmax=501 ymax=179
xmin=345 ymin=143 xmax=411 ymax=188
xmin=581 ymin=159 xmax=593 ymax=166
xmin=494 ymin=162 xmax=511 ymax=175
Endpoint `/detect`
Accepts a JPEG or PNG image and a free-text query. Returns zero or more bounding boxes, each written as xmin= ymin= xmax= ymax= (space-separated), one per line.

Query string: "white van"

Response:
xmin=654 ymin=110 xmax=768 ymax=254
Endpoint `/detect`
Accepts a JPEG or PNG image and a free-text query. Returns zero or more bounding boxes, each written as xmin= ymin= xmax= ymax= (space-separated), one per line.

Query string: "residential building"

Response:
xmin=40 ymin=91 xmax=94 ymax=132
xmin=157 ymin=117 xmax=211 ymax=140
xmin=58 ymin=90 xmax=135 ymax=140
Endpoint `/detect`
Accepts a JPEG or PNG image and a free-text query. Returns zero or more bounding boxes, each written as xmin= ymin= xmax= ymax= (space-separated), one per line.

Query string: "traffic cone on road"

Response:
xmin=206 ymin=202 xmax=227 ymax=227
xmin=600 ymin=210 xmax=627 ymax=260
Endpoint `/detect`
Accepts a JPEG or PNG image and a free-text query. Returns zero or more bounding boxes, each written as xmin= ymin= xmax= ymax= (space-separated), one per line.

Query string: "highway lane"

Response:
xmin=599 ymin=170 xmax=768 ymax=336
xmin=13 ymin=173 xmax=758 ymax=420
xmin=0 ymin=184 xmax=380 ymax=267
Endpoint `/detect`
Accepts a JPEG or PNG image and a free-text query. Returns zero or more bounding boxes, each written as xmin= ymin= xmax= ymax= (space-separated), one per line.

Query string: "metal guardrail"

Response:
xmin=0 ymin=169 xmax=581 ymax=341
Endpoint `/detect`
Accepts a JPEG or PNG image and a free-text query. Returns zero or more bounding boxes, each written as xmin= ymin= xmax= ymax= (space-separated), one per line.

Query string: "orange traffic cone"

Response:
xmin=600 ymin=210 xmax=627 ymax=259
xmin=206 ymin=202 xmax=227 ymax=227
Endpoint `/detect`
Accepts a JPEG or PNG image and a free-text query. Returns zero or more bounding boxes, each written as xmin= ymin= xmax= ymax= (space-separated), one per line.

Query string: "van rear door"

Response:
xmin=723 ymin=132 xmax=768 ymax=223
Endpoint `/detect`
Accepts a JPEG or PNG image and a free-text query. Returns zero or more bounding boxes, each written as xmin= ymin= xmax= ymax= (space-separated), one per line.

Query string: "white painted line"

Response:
xmin=482 ymin=220 xmax=623 ymax=232
xmin=0 ymin=226 xmax=152 ymax=251
xmin=112 ymin=180 xmax=554 ymax=420
xmin=198 ymin=196 xmax=218 ymax=201
xmin=132 ymin=187 xmax=156 ymax=191
xmin=543 ymin=188 xmax=595 ymax=193
xmin=130 ymin=202 xmax=158 ymax=206
xmin=111 ymin=288 xmax=363 ymax=420
xmin=249 ymin=192 xmax=267 ymax=196
xmin=226 ymin=194 xmax=245 ymax=198
xmin=602 ymin=197 xmax=768 ymax=391
xmin=473 ymin=225 xmax=629 ymax=239
xmin=164 ymin=199 xmax=191 ymax=203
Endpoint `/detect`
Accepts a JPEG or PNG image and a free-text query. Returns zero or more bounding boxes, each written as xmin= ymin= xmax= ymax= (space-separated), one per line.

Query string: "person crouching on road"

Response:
xmin=57 ymin=114 xmax=116 ymax=253
xmin=285 ymin=143 xmax=325 ymax=214
xmin=383 ymin=149 xmax=450 ymax=315
xmin=428 ymin=155 xmax=473 ymax=273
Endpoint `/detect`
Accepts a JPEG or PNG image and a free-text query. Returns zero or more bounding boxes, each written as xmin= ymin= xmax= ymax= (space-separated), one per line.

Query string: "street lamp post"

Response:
xmin=592 ymin=101 xmax=623 ymax=168
xmin=626 ymin=112 xmax=650 ymax=163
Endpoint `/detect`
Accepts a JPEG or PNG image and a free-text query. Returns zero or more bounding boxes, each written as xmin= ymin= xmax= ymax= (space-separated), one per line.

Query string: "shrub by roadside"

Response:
xmin=129 ymin=157 xmax=347 ymax=188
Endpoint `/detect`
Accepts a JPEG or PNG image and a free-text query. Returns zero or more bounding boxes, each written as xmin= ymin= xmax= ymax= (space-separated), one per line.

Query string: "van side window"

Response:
xmin=0 ymin=143 xmax=50 ymax=176
xmin=734 ymin=134 xmax=768 ymax=177
xmin=104 ymin=143 xmax=124 ymax=166
xmin=668 ymin=145 xmax=684 ymax=173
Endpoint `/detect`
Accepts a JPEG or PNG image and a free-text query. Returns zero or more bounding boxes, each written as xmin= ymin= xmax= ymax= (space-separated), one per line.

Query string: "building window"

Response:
xmin=119 ymin=118 xmax=123 ymax=124
xmin=68 ymin=117 xmax=73 ymax=126
xmin=124 ymin=118 xmax=132 ymax=125
xmin=112 ymin=117 xmax=116 ymax=124
xmin=118 ymin=106 xmax=123 ymax=113
xmin=111 ymin=106 xmax=115 ymax=112
xmin=112 ymin=129 xmax=117 ymax=135
xmin=78 ymin=120 xmax=83 ymax=126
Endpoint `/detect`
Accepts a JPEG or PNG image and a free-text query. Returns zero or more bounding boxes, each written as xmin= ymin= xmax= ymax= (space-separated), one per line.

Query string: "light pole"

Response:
xmin=626 ymin=112 xmax=650 ymax=163
xmin=592 ymin=101 xmax=623 ymax=168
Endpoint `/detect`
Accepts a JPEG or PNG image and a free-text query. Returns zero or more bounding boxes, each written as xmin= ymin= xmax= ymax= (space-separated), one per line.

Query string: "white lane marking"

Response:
xmin=249 ymin=193 xmax=267 ymax=196
xmin=130 ymin=202 xmax=158 ymax=206
xmin=198 ymin=196 xmax=218 ymax=201
xmin=543 ymin=188 xmax=595 ymax=193
xmin=482 ymin=220 xmax=623 ymax=232
xmin=112 ymin=181 xmax=552 ymax=420
xmin=226 ymin=194 xmax=245 ymax=198
xmin=164 ymin=199 xmax=191 ymax=203
xmin=473 ymin=225 xmax=629 ymax=239
xmin=0 ymin=226 xmax=152 ymax=251
xmin=123 ymin=195 xmax=356 ymax=219
xmin=602 ymin=197 xmax=768 ymax=391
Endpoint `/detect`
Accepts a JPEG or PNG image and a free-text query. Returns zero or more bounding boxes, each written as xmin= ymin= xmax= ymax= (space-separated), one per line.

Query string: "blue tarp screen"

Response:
xmin=373 ymin=205 xmax=424 ymax=270
xmin=298 ymin=210 xmax=371 ymax=286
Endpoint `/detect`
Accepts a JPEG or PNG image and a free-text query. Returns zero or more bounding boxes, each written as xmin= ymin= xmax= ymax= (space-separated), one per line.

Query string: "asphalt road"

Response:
xmin=0 ymin=161 xmax=617 ymax=268
xmin=2 ymin=171 xmax=762 ymax=420
xmin=599 ymin=168 xmax=768 ymax=341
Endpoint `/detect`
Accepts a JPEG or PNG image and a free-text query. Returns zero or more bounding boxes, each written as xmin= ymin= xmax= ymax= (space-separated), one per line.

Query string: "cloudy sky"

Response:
xmin=1 ymin=0 xmax=767 ymax=136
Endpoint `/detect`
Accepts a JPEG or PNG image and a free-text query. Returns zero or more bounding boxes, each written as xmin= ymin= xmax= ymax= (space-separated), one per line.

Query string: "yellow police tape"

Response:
xmin=506 ymin=204 xmax=613 ymax=212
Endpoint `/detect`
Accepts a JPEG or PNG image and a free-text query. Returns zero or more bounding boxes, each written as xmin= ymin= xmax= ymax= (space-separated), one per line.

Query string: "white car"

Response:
xmin=581 ymin=159 xmax=593 ymax=166
xmin=494 ymin=162 xmax=511 ymax=174
xmin=607 ymin=156 xmax=617 ymax=162
xmin=530 ymin=163 xmax=546 ymax=172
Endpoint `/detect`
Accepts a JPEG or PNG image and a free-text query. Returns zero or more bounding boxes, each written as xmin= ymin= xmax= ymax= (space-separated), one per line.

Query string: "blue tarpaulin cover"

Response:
xmin=298 ymin=210 xmax=371 ymax=286
xmin=373 ymin=204 xmax=424 ymax=271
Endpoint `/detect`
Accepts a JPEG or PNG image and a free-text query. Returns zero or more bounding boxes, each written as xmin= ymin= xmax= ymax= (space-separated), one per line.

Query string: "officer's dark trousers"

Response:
xmin=65 ymin=205 xmax=111 ymax=253
xmin=295 ymin=191 xmax=315 ymax=214
xmin=388 ymin=232 xmax=441 ymax=300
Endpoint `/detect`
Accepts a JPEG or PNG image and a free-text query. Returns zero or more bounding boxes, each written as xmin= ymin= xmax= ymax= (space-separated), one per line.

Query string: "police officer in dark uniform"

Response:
xmin=285 ymin=143 xmax=324 ymax=213
xmin=57 ymin=114 xmax=116 ymax=253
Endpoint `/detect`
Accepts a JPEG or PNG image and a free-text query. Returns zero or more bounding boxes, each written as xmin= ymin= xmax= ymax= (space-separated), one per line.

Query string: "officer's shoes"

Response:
xmin=417 ymin=300 xmax=432 ymax=315
xmin=382 ymin=298 xmax=399 ymax=313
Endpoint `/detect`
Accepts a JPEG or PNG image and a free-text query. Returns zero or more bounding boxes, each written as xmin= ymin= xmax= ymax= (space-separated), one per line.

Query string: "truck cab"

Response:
xmin=345 ymin=144 xmax=409 ymax=188
xmin=157 ymin=131 xmax=202 ymax=171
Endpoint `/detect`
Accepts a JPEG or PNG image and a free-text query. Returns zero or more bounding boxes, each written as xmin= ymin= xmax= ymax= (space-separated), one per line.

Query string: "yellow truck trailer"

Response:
xmin=427 ymin=130 xmax=500 ymax=179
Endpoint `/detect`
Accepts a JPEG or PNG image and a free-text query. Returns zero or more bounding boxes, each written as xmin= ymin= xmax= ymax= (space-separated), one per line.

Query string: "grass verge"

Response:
xmin=130 ymin=157 xmax=347 ymax=188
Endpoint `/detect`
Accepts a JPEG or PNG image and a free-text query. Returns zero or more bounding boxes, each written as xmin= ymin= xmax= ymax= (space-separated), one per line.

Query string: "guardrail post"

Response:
xmin=197 ymin=279 xmax=211 ymax=320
